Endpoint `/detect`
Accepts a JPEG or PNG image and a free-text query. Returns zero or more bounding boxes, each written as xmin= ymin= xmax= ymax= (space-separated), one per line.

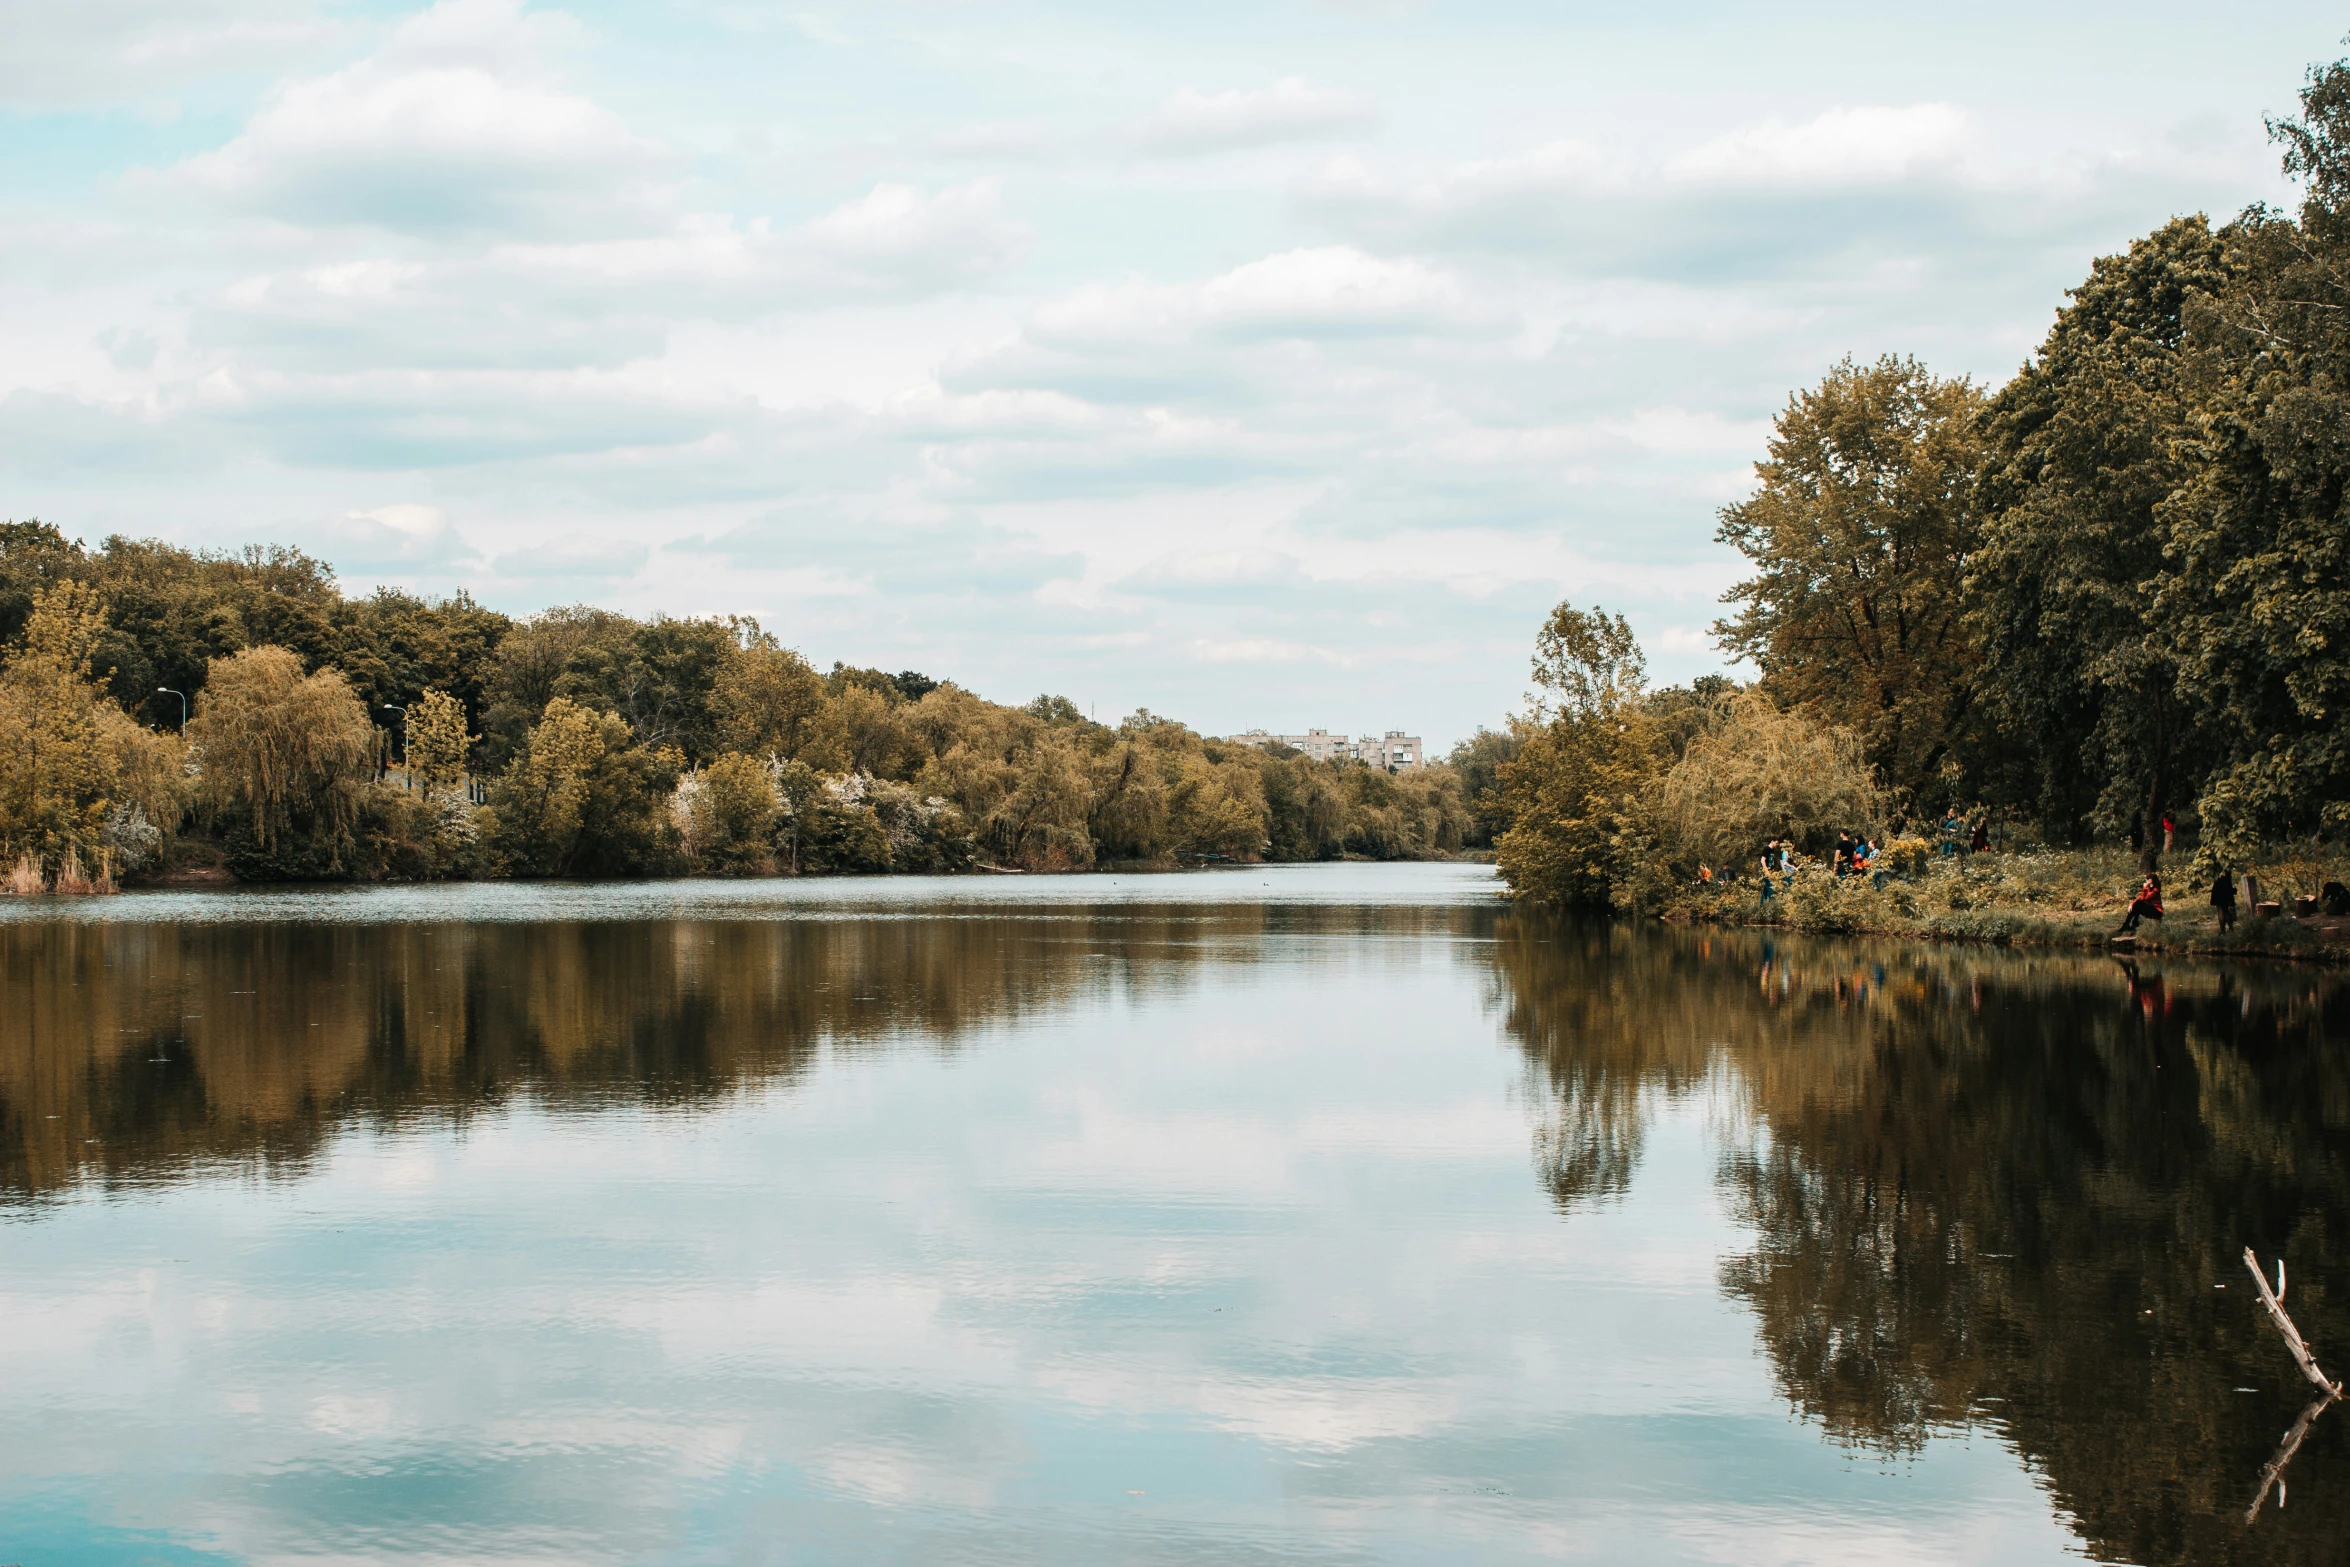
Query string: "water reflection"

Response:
xmin=13 ymin=878 xmax=2350 ymax=1564
xmin=1494 ymin=915 xmax=2350 ymax=1565
xmin=1 ymin=903 xmax=1473 ymax=1204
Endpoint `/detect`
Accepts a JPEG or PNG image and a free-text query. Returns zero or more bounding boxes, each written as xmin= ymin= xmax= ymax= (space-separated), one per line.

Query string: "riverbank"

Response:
xmin=1657 ymin=845 xmax=2350 ymax=963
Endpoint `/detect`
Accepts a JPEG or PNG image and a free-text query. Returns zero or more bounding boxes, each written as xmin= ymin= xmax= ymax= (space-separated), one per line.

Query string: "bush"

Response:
xmin=1881 ymin=836 xmax=1932 ymax=876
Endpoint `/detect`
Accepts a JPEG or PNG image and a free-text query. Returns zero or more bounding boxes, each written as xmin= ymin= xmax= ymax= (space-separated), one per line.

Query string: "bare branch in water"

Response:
xmin=2244 ymin=1247 xmax=2343 ymax=1399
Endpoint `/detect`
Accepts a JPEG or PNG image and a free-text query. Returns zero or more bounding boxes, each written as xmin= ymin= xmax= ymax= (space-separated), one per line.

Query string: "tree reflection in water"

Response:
xmin=16 ymin=903 xmax=2350 ymax=1561
xmin=1492 ymin=913 xmax=2350 ymax=1566
xmin=0 ymin=905 xmax=1467 ymax=1204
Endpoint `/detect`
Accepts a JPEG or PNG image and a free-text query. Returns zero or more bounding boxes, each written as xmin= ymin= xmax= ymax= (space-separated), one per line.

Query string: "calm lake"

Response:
xmin=4 ymin=862 xmax=2348 ymax=1565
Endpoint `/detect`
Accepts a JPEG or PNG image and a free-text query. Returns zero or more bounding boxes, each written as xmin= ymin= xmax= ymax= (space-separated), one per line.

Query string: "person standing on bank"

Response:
xmin=2211 ymin=869 xmax=2238 ymax=934
xmin=2117 ymin=872 xmax=2164 ymax=936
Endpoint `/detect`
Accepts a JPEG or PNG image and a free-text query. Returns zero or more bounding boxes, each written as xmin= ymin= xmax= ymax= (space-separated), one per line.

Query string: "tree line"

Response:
xmin=1496 ymin=50 xmax=2350 ymax=905
xmin=0 ymin=526 xmax=1474 ymax=887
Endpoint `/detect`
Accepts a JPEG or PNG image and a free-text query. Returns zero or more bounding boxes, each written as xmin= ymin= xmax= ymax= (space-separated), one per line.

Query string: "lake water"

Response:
xmin=4 ymin=861 xmax=2348 ymax=1565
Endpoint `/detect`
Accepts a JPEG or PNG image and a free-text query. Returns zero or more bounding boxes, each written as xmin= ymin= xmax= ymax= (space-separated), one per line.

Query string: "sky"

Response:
xmin=1 ymin=2 xmax=2343 ymax=749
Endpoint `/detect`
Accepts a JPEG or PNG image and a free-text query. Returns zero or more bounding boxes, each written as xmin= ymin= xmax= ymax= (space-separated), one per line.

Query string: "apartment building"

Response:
xmin=1229 ymin=728 xmax=1426 ymax=771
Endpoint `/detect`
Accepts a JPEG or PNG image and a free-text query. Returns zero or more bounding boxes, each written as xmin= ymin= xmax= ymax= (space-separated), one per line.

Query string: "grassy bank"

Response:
xmin=1657 ymin=844 xmax=2350 ymax=963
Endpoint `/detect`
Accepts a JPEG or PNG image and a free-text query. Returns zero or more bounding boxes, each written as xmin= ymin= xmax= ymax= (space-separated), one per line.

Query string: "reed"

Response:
xmin=3 ymin=851 xmax=43 ymax=896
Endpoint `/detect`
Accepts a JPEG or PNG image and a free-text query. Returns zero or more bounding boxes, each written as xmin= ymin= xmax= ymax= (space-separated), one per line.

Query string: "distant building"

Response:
xmin=1361 ymin=731 xmax=1424 ymax=771
xmin=1229 ymin=728 xmax=1425 ymax=772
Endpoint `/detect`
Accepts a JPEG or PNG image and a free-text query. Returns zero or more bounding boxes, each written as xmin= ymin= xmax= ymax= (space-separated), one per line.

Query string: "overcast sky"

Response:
xmin=3 ymin=2 xmax=2341 ymax=746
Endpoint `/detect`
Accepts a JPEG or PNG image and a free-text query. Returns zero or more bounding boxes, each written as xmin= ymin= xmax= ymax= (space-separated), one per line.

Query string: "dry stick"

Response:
xmin=2247 ymin=1394 xmax=2334 ymax=1522
xmin=2243 ymin=1247 xmax=2344 ymax=1399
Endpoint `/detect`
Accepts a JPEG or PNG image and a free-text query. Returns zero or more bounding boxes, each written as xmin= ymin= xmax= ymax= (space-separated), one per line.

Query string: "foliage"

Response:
xmin=404 ymin=688 xmax=473 ymax=794
xmin=1530 ymin=603 xmax=1645 ymax=718
xmin=1445 ymin=727 xmax=1519 ymax=848
xmin=187 ymin=646 xmax=377 ymax=877
xmin=1972 ymin=218 xmax=2232 ymax=841
xmin=1715 ymin=356 xmax=1989 ymax=805
xmin=684 ymin=751 xmax=780 ymax=874
xmin=0 ymin=581 xmax=183 ymax=882
xmin=1493 ymin=701 xmax=1658 ymax=909
xmin=1658 ymin=691 xmax=1882 ymax=866
xmin=0 ymin=531 xmax=1470 ymax=888
xmin=486 ymin=697 xmax=680 ymax=878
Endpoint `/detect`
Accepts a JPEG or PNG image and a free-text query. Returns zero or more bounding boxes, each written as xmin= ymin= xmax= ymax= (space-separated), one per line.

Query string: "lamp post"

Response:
xmin=381 ymin=704 xmax=407 ymax=783
xmin=157 ymin=687 xmax=186 ymax=731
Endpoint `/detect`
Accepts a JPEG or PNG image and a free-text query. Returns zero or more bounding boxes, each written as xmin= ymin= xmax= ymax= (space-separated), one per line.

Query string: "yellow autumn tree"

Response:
xmin=0 ymin=582 xmax=181 ymax=886
xmin=486 ymin=697 xmax=607 ymax=874
xmin=405 ymin=688 xmax=473 ymax=795
xmin=188 ymin=646 xmax=378 ymax=869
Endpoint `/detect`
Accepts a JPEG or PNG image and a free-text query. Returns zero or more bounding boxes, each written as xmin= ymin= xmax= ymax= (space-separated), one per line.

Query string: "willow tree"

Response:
xmin=1658 ymin=691 xmax=1881 ymax=865
xmin=1714 ymin=356 xmax=1988 ymax=806
xmin=188 ymin=645 xmax=377 ymax=869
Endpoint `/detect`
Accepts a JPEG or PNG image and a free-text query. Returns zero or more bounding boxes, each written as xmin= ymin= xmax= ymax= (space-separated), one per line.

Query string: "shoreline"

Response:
xmin=1652 ymin=882 xmax=2350 ymax=966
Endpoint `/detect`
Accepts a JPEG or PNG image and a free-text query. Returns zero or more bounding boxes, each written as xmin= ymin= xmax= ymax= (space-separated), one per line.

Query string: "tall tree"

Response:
xmin=2154 ymin=60 xmax=2350 ymax=860
xmin=1972 ymin=217 xmax=2234 ymax=841
xmin=1714 ymin=356 xmax=1989 ymax=806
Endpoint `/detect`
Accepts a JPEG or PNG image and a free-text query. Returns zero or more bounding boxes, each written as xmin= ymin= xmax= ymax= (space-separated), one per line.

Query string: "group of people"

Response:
xmin=1705 ymin=810 xmax=2330 ymax=942
xmin=1938 ymin=811 xmax=1991 ymax=856
xmin=1737 ymin=832 xmax=1885 ymax=893
xmin=1832 ymin=831 xmax=1879 ymax=877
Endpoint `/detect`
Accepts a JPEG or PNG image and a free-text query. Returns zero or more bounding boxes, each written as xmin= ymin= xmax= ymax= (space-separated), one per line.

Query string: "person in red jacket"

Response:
xmin=2117 ymin=873 xmax=2164 ymax=936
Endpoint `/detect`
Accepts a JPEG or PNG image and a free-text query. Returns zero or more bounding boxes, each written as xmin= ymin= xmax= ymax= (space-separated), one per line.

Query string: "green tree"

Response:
xmin=686 ymin=752 xmax=780 ymax=873
xmin=1447 ymin=728 xmax=1520 ymax=850
xmin=555 ymin=615 xmax=737 ymax=762
xmin=487 ymin=697 xmax=606 ymax=875
xmin=712 ymin=623 xmax=825 ymax=760
xmin=1715 ymin=356 xmax=1989 ymax=803
xmin=1973 ymin=217 xmax=2233 ymax=841
xmin=2153 ymin=63 xmax=2350 ymax=861
xmin=1495 ymin=605 xmax=1659 ymax=907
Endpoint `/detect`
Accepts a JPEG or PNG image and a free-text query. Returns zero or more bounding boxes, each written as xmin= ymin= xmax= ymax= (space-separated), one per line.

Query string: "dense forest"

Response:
xmin=1496 ymin=51 xmax=2350 ymax=907
xmin=0 ymin=526 xmax=1473 ymax=888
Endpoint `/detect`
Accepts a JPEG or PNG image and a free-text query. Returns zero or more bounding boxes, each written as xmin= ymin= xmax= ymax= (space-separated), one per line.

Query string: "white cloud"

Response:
xmin=1025 ymin=246 xmax=1478 ymax=353
xmin=163 ymin=0 xmax=673 ymax=237
xmin=1664 ymin=105 xmax=1970 ymax=186
xmin=316 ymin=503 xmax=481 ymax=569
xmin=490 ymin=533 xmax=650 ymax=578
xmin=793 ymin=181 xmax=1028 ymax=294
xmin=4 ymin=2 xmax=2313 ymax=734
xmin=0 ymin=0 xmax=333 ymax=109
xmin=1125 ymin=77 xmax=1378 ymax=157
xmin=1191 ymin=636 xmax=1348 ymax=666
xmin=190 ymin=181 xmax=1024 ymax=377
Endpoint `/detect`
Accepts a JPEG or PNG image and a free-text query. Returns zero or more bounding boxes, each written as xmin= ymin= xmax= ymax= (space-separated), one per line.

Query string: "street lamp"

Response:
xmin=157 ymin=687 xmax=186 ymax=731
